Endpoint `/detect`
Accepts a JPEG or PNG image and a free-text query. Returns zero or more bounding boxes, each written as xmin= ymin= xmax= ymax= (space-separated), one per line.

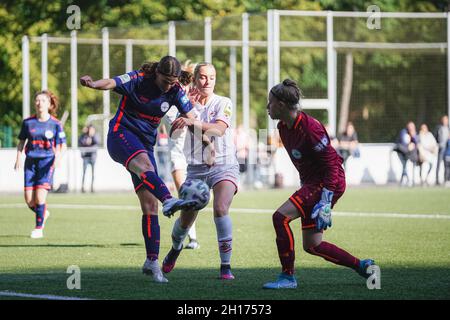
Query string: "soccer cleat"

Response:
xmin=263 ymin=273 xmax=297 ymax=289
xmin=142 ymin=259 xmax=168 ymax=283
xmin=357 ymin=259 xmax=376 ymax=279
xmin=30 ymin=228 xmax=43 ymax=239
xmin=184 ymin=240 xmax=200 ymax=250
xmin=162 ymin=198 xmax=197 ymax=218
xmin=220 ymin=265 xmax=235 ymax=280
xmin=162 ymin=247 xmax=182 ymax=274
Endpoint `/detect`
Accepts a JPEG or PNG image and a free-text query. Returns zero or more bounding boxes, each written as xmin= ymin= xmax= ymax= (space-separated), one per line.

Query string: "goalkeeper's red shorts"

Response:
xmin=289 ymin=181 xmax=345 ymax=230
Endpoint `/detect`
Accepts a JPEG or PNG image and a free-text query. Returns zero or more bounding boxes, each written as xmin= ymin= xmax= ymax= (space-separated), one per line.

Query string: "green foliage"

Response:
xmin=0 ymin=0 xmax=448 ymax=146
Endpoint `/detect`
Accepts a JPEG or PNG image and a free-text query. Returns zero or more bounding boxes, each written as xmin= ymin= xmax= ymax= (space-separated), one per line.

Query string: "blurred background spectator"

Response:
xmin=79 ymin=125 xmax=99 ymax=193
xmin=435 ymin=115 xmax=449 ymax=185
xmin=417 ymin=123 xmax=438 ymax=185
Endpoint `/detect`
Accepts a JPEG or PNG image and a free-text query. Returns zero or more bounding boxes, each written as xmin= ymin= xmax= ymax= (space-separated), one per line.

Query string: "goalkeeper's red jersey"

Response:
xmin=277 ymin=111 xmax=345 ymax=192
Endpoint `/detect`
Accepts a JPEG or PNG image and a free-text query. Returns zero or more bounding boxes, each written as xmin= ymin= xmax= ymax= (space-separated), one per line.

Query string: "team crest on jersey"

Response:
xmin=292 ymin=149 xmax=302 ymax=159
xmin=45 ymin=130 xmax=54 ymax=139
xmin=224 ymin=103 xmax=232 ymax=118
xmin=160 ymin=101 xmax=170 ymax=112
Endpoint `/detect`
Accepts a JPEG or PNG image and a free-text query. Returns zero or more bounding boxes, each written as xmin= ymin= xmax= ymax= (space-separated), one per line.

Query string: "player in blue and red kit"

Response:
xmin=14 ymin=90 xmax=66 ymax=239
xmin=263 ymin=79 xmax=375 ymax=289
xmin=80 ymin=56 xmax=201 ymax=283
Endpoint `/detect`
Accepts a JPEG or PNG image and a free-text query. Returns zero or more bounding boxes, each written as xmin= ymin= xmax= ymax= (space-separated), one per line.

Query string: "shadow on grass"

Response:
xmin=0 ymin=266 xmax=449 ymax=300
xmin=0 ymin=243 xmax=141 ymax=248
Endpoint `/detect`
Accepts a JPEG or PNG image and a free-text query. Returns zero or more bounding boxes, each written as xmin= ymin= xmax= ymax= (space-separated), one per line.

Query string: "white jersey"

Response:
xmin=184 ymin=94 xmax=238 ymax=166
xmin=165 ymin=106 xmax=188 ymax=171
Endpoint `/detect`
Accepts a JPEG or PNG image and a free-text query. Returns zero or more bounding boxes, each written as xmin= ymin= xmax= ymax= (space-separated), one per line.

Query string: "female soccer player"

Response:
xmin=162 ymin=62 xmax=240 ymax=280
xmin=14 ymin=90 xmax=66 ymax=239
xmin=165 ymin=60 xmax=201 ymax=250
xmin=80 ymin=56 xmax=200 ymax=283
xmin=263 ymin=79 xmax=375 ymax=289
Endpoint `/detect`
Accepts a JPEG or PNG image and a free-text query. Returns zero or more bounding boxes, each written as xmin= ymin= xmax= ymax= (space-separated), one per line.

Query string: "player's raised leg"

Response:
xmin=127 ymin=152 xmax=197 ymax=217
xmin=263 ymin=200 xmax=300 ymax=289
xmin=138 ymin=189 xmax=168 ymax=283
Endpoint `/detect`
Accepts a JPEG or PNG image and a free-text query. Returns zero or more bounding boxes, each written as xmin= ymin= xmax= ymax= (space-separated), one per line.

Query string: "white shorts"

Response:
xmin=170 ymin=148 xmax=187 ymax=172
xmin=186 ymin=164 xmax=240 ymax=193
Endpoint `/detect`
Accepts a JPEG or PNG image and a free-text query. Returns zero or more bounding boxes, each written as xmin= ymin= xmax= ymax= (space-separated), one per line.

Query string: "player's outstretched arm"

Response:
xmin=80 ymin=75 xmax=116 ymax=90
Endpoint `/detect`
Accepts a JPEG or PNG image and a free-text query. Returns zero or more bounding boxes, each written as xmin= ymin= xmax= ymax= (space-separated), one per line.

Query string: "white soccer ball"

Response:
xmin=179 ymin=179 xmax=210 ymax=210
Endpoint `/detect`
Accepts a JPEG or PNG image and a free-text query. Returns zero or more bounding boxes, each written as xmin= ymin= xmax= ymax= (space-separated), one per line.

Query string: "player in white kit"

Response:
xmin=162 ymin=62 xmax=239 ymax=280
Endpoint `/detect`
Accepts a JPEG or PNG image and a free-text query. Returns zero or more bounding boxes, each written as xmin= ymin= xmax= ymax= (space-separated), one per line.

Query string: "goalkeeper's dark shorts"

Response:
xmin=289 ymin=181 xmax=345 ymax=230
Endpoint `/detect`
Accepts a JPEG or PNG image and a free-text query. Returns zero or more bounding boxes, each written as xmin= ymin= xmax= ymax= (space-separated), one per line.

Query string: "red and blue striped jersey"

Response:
xmin=18 ymin=115 xmax=66 ymax=158
xmin=110 ymin=70 xmax=193 ymax=148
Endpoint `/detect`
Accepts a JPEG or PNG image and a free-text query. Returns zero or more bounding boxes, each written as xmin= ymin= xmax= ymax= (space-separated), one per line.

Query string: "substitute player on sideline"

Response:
xmin=162 ymin=62 xmax=240 ymax=280
xmin=14 ymin=90 xmax=66 ymax=239
xmin=80 ymin=56 xmax=199 ymax=283
xmin=263 ymin=79 xmax=375 ymax=289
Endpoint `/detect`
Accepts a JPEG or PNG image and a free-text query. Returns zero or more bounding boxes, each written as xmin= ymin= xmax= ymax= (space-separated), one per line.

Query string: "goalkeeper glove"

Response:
xmin=311 ymin=187 xmax=334 ymax=231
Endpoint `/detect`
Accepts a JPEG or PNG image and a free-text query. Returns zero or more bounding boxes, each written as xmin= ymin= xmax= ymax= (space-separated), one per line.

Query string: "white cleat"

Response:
xmin=184 ymin=240 xmax=200 ymax=250
xmin=142 ymin=259 xmax=168 ymax=283
xmin=30 ymin=228 xmax=43 ymax=239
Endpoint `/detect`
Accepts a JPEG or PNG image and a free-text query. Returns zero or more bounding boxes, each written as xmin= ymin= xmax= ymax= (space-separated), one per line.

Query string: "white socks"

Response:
xmin=214 ymin=215 xmax=233 ymax=265
xmin=171 ymin=218 xmax=189 ymax=250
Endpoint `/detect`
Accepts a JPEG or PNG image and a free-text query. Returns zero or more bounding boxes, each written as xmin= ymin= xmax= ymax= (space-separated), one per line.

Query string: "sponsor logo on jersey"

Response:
xmin=118 ymin=74 xmax=131 ymax=84
xmin=160 ymin=101 xmax=170 ymax=113
xmin=45 ymin=130 xmax=54 ymax=139
xmin=139 ymin=95 xmax=150 ymax=103
xmin=313 ymin=135 xmax=329 ymax=152
xmin=292 ymin=149 xmax=302 ymax=159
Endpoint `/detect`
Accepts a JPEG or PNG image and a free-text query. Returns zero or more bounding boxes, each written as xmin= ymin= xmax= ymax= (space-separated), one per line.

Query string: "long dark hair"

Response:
xmin=141 ymin=56 xmax=193 ymax=86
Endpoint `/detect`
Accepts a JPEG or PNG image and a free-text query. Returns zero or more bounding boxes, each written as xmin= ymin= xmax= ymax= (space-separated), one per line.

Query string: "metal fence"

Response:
xmin=22 ymin=10 xmax=449 ymax=147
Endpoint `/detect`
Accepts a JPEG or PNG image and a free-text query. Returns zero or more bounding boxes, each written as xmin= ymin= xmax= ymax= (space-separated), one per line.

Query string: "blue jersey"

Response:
xmin=110 ymin=70 xmax=192 ymax=148
xmin=18 ymin=115 xmax=66 ymax=159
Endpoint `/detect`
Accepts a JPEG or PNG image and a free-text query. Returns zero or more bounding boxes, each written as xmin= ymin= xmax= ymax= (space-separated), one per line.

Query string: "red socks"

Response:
xmin=273 ymin=211 xmax=295 ymax=275
xmin=306 ymin=241 xmax=360 ymax=270
xmin=273 ymin=211 xmax=361 ymax=274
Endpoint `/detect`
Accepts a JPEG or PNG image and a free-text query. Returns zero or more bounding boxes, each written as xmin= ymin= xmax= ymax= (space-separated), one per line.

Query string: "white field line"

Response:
xmin=0 ymin=290 xmax=91 ymax=300
xmin=1 ymin=203 xmax=450 ymax=220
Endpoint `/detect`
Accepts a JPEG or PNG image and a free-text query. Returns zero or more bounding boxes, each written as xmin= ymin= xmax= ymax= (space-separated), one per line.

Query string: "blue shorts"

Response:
xmin=107 ymin=129 xmax=158 ymax=192
xmin=24 ymin=156 xmax=55 ymax=191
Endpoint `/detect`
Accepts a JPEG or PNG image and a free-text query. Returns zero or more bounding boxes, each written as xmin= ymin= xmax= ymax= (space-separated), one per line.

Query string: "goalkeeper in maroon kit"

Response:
xmin=263 ymin=79 xmax=375 ymax=289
